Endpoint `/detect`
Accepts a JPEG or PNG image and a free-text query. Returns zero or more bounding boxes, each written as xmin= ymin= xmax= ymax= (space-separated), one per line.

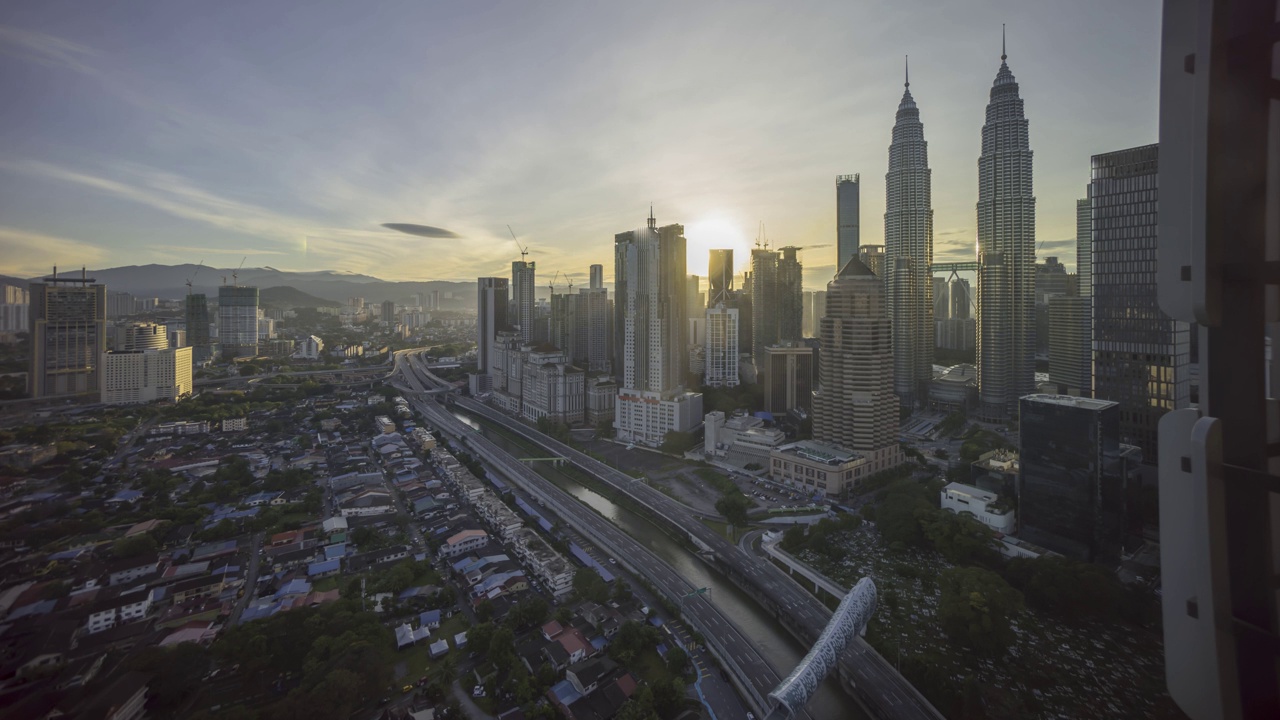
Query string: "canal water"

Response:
xmin=451 ymin=410 xmax=860 ymax=720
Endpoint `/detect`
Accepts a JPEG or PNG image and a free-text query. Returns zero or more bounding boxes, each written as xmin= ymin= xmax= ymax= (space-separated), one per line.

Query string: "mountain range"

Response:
xmin=0 ymin=265 xmax=477 ymax=311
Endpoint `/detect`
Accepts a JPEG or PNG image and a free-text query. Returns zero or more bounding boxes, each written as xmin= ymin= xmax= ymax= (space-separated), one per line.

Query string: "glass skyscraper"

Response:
xmin=1018 ymin=394 xmax=1133 ymax=563
xmin=836 ymin=174 xmax=860 ymax=270
xmin=1090 ymin=144 xmax=1189 ymax=458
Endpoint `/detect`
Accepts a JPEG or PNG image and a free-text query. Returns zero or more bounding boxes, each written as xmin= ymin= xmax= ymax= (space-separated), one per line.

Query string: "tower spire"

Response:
xmin=1001 ymin=23 xmax=1006 ymax=61
xmin=904 ymin=55 xmax=909 ymax=87
xmin=647 ymin=203 xmax=655 ymax=230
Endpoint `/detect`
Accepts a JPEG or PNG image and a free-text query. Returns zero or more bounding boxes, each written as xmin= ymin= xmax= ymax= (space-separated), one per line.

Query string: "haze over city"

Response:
xmin=0 ymin=1 xmax=1158 ymax=285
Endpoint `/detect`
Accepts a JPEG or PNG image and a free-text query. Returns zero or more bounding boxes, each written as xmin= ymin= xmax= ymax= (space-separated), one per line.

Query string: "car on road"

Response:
xmin=608 ymin=557 xmax=617 ymax=565
xmin=472 ymin=685 xmax=485 ymax=698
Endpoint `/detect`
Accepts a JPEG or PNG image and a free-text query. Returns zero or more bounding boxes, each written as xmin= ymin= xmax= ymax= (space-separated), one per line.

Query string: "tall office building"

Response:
xmin=1091 ymin=144 xmax=1188 ymax=458
xmin=750 ymin=247 xmax=779 ymax=368
xmin=185 ymin=294 xmax=213 ymax=363
xmin=812 ymin=257 xmax=902 ymax=474
xmin=857 ymin=244 xmax=885 ymax=279
xmin=511 ymin=260 xmax=536 ymax=344
xmin=777 ymin=246 xmax=804 ymax=345
xmin=1034 ymin=257 xmax=1072 ymax=356
xmin=381 ymin=300 xmax=396 ymax=325
xmin=686 ymin=275 xmax=705 ymax=323
xmin=885 ymin=64 xmax=935 ymax=407
xmin=708 ymin=249 xmax=733 ymax=305
xmin=836 ymin=174 xmax=861 ymax=269
xmin=1049 ymin=295 xmax=1089 ymax=394
xmin=763 ymin=345 xmax=813 ymax=417
xmin=217 ymin=285 xmax=259 ymax=359
xmin=976 ymin=37 xmax=1037 ymax=420
xmin=1018 ymin=394 xmax=1135 ymax=563
xmin=589 ymin=264 xmax=604 ymax=290
xmin=476 ymin=277 xmax=510 ymax=376
xmin=576 ymin=284 xmax=611 ymax=374
xmin=549 ymin=292 xmax=578 ymax=360
xmin=1076 ymin=193 xmax=1093 ymax=395
xmin=614 ymin=211 xmax=700 ymax=446
xmin=949 ymin=277 xmax=971 ymax=319
xmin=932 ymin=277 xmax=949 ymax=321
xmin=705 ymin=304 xmax=739 ymax=387
xmin=0 ymin=284 xmax=29 ymax=337
xmin=28 ymin=270 xmax=107 ymax=398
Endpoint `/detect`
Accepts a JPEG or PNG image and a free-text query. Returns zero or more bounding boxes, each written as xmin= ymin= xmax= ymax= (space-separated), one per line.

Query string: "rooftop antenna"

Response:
xmin=507 ymin=225 xmax=529 ymax=263
xmin=647 ymin=204 xmax=655 ymax=230
xmin=81 ymin=266 xmax=86 ymax=280
xmin=1001 ymin=23 xmax=1007 ymax=62
xmin=905 ymin=55 xmax=909 ymax=88
xmin=185 ymin=259 xmax=204 ymax=295
xmin=52 ymin=265 xmax=57 ymax=280
xmin=232 ymin=256 xmax=246 ymax=286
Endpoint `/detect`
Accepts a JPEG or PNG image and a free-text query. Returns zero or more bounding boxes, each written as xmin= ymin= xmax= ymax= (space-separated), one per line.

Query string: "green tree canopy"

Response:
xmin=937 ymin=566 xmax=1023 ymax=656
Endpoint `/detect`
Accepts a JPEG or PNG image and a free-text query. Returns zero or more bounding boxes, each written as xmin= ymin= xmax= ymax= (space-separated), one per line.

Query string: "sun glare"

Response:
xmin=684 ymin=216 xmax=752 ymax=277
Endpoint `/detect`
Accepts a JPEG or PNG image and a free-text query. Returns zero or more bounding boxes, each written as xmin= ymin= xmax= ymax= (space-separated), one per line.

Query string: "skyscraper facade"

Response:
xmin=1090 ymin=144 xmax=1188 ymax=458
xmin=576 ymin=285 xmax=611 ymax=374
xmin=381 ymin=300 xmax=396 ymax=325
xmin=885 ymin=65 xmax=935 ymax=408
xmin=949 ymin=278 xmax=971 ymax=319
xmin=1018 ymin=394 xmax=1134 ymax=563
xmin=976 ymin=41 xmax=1037 ymax=420
xmin=1076 ymin=193 xmax=1093 ymax=395
xmin=708 ymin=249 xmax=733 ymax=306
xmin=857 ymin=244 xmax=885 ymax=279
xmin=511 ymin=260 xmax=536 ymax=344
xmin=763 ymin=345 xmax=813 ymax=417
xmin=185 ymin=294 xmax=213 ymax=363
xmin=704 ymin=304 xmax=739 ymax=388
xmin=750 ymin=247 xmax=778 ymax=368
xmin=589 ymin=264 xmax=604 ymax=290
xmin=932 ymin=277 xmax=949 ymax=321
xmin=217 ymin=286 xmax=259 ymax=360
xmin=812 ymin=258 xmax=902 ymax=474
xmin=614 ymin=212 xmax=700 ymax=446
xmin=476 ymin=277 xmax=509 ymax=376
xmin=28 ymin=273 xmax=107 ymax=398
xmin=836 ymin=174 xmax=861 ymax=269
xmin=777 ymin=246 xmax=804 ymax=345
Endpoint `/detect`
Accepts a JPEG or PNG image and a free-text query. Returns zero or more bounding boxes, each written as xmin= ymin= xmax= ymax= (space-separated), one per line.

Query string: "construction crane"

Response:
xmin=548 ymin=270 xmax=560 ymax=296
xmin=232 ymin=256 xmax=246 ymax=286
xmin=508 ymin=225 xmax=529 ymax=263
xmin=185 ymin=259 xmax=204 ymax=295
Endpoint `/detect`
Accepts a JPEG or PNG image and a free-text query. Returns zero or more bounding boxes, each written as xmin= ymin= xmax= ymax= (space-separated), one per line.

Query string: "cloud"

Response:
xmin=0 ymin=24 xmax=98 ymax=75
xmin=155 ymin=245 xmax=287 ymax=256
xmin=381 ymin=223 xmax=461 ymax=239
xmin=0 ymin=226 xmax=108 ymax=278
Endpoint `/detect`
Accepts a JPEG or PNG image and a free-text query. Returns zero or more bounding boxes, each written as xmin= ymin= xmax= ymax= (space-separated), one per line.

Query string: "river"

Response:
xmin=450 ymin=410 xmax=860 ymax=720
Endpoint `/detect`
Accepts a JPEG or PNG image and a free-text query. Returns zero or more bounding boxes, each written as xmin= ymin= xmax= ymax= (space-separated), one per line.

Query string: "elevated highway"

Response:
xmin=410 ymin=360 xmax=941 ymax=719
xmin=390 ymin=355 xmax=799 ymax=719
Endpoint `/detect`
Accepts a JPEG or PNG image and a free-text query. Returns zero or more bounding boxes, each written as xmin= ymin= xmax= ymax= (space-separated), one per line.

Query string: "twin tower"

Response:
xmin=844 ymin=40 xmax=1035 ymax=420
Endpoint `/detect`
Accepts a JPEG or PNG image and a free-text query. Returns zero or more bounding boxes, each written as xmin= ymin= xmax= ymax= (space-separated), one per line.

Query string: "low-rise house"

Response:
xmin=168 ymin=574 xmax=225 ymax=604
xmin=106 ymin=554 xmax=161 ymax=586
xmin=86 ymin=592 xmax=152 ymax=634
xmin=438 ymin=529 xmax=489 ymax=559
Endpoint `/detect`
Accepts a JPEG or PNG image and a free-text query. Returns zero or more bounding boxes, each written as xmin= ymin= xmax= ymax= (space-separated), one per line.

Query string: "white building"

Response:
xmin=86 ymin=593 xmax=152 ymax=634
xmin=439 ymin=528 xmax=490 ymax=559
xmin=704 ymin=411 xmax=785 ymax=467
xmin=704 ymin=304 xmax=739 ymax=388
xmin=293 ymin=335 xmax=324 ymax=360
xmin=100 ymin=347 xmax=193 ymax=405
xmin=940 ymin=482 xmax=1016 ymax=534
xmin=614 ymin=389 xmax=702 ymax=448
xmin=520 ymin=349 xmax=585 ymax=425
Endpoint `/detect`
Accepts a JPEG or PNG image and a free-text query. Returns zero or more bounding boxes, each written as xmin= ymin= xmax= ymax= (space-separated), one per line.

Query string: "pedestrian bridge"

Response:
xmin=766 ymin=577 xmax=878 ymax=718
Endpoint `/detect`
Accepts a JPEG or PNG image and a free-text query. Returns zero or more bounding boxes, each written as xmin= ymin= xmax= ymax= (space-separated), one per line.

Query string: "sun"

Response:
xmin=684 ymin=215 xmax=752 ymax=277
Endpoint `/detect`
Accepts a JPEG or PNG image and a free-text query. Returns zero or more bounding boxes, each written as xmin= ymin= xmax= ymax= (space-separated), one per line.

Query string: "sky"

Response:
xmin=0 ymin=1 xmax=1161 ymax=290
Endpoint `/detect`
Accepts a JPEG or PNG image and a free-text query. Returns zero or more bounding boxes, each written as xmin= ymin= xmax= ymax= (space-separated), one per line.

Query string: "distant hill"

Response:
xmin=7 ymin=264 xmax=477 ymax=312
xmin=260 ymin=286 xmax=341 ymax=309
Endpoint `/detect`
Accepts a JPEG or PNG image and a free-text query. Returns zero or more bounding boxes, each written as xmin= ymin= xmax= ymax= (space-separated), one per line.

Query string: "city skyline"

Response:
xmin=0 ymin=2 xmax=1160 ymax=284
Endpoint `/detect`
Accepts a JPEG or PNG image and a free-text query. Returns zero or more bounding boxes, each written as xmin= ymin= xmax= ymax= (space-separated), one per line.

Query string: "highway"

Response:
xmin=397 ymin=351 xmax=943 ymax=720
xmin=389 ymin=351 xmax=799 ymax=720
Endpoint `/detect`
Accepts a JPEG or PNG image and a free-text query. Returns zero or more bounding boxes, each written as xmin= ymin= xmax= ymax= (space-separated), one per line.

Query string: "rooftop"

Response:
xmin=775 ymin=439 xmax=864 ymax=465
xmin=1021 ymin=393 xmax=1119 ymax=411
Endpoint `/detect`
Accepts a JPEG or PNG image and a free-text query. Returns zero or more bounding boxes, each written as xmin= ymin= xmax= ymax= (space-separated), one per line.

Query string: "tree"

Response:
xmin=611 ymin=579 xmax=633 ymax=604
xmin=937 ymin=567 xmax=1023 ymax=656
xmin=475 ymin=599 xmax=495 ymax=623
xmin=595 ymin=418 xmax=615 ymax=439
xmin=572 ymin=568 xmax=610 ymax=604
xmin=659 ymin=430 xmax=698 ymax=455
xmin=664 ymin=646 xmax=689 ymax=676
xmin=489 ymin=626 xmax=517 ymax=675
xmin=508 ymin=596 xmax=549 ymax=630
xmin=919 ymin=510 xmax=999 ymax=565
xmin=112 ymin=533 xmax=158 ymax=559
xmin=715 ymin=494 xmax=751 ymax=529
